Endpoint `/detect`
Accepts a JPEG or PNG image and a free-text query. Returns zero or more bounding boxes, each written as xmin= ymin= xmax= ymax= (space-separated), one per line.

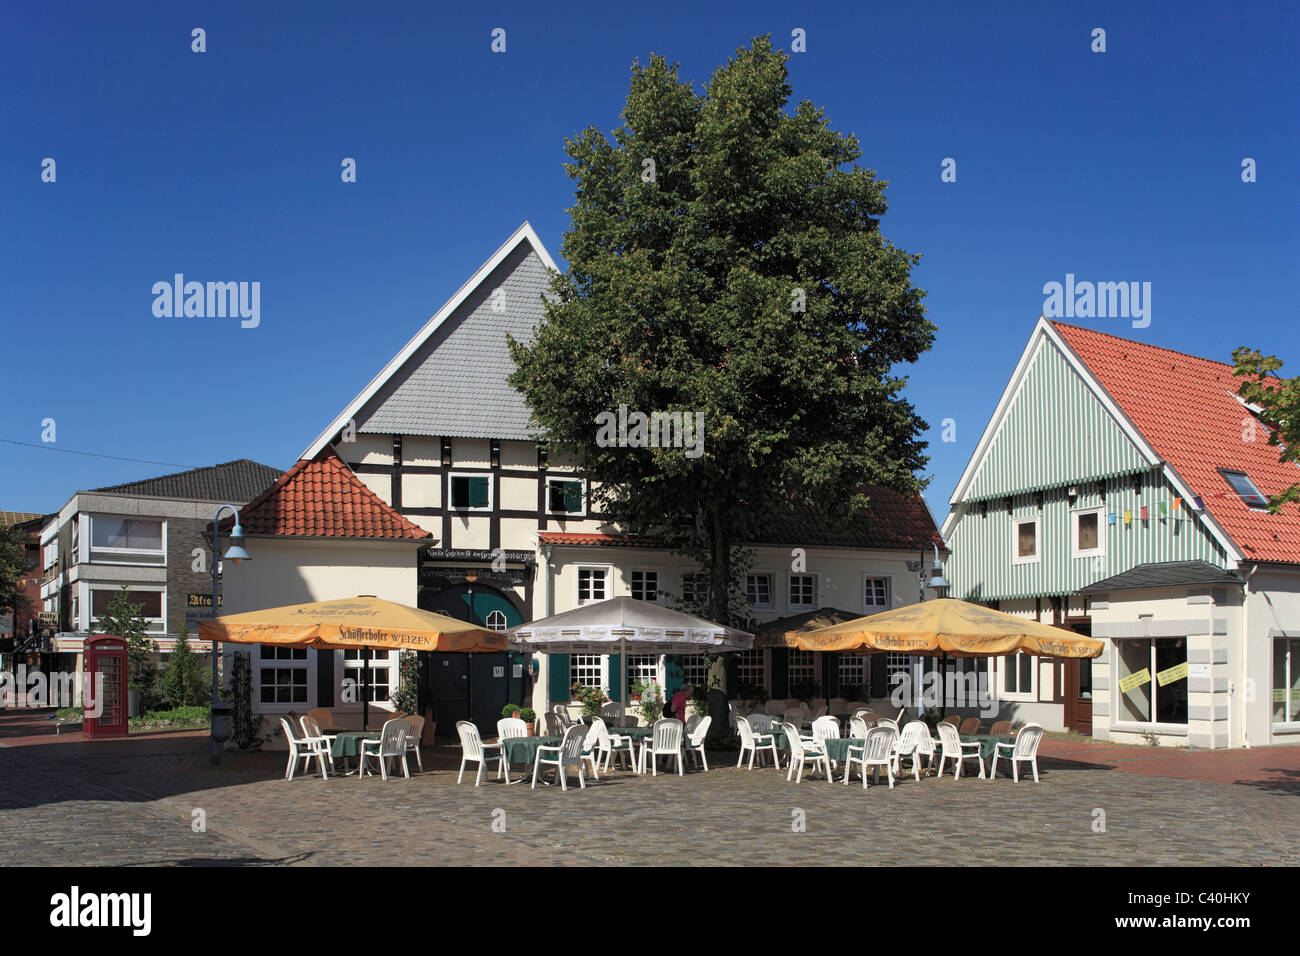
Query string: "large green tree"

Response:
xmin=509 ymin=36 xmax=933 ymax=626
xmin=0 ymin=524 xmax=27 ymax=626
xmin=1233 ymin=347 xmax=1300 ymax=510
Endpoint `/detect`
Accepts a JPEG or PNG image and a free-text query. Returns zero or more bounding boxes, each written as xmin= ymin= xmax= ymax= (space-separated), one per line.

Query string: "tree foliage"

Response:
xmin=0 ymin=524 xmax=27 ymax=622
xmin=155 ymin=627 xmax=210 ymax=708
xmin=1233 ymin=347 xmax=1300 ymax=510
xmin=508 ymin=36 xmax=933 ymax=625
xmin=94 ymin=587 xmax=157 ymax=693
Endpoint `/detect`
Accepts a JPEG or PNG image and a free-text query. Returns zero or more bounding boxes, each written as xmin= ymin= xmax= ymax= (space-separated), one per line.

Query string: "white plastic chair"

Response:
xmin=748 ymin=713 xmax=774 ymax=734
xmin=935 ymin=721 xmax=985 ymax=780
xmin=811 ymin=716 xmax=841 ymax=770
xmin=359 ymin=718 xmax=410 ymax=781
xmin=543 ymin=712 xmax=566 ymax=737
xmin=812 ymin=703 xmax=829 ymax=718
xmin=843 ymin=725 xmax=897 ymax=789
xmin=639 ymin=718 xmax=685 ymax=776
xmin=827 ymin=697 xmax=849 ymax=716
xmin=990 ymin=723 xmax=1044 ymax=782
xmin=402 ymin=714 xmax=425 ymax=772
xmin=848 ymin=716 xmax=869 ymax=740
xmin=685 ymin=714 xmax=701 ymax=735
xmin=497 ymin=717 xmax=528 ymax=741
xmin=892 ymin=721 xmax=929 ymax=783
xmin=686 ymin=715 xmax=712 ymax=771
xmin=737 ymin=716 xmax=781 ymax=770
xmin=588 ymin=716 xmax=635 ymax=771
xmin=601 ymin=700 xmax=624 ymax=721
xmin=532 ymin=724 xmax=589 ymax=790
xmin=783 ymin=708 xmax=805 ymax=731
xmin=299 ymin=715 xmax=337 ymax=775
xmin=783 ymin=721 xmax=831 ymax=783
xmin=456 ymin=720 xmax=505 ymax=786
xmin=281 ymin=717 xmax=330 ymax=780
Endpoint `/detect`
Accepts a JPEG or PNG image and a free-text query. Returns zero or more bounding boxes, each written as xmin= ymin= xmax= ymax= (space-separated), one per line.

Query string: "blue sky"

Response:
xmin=2 ymin=0 xmax=1295 ymax=525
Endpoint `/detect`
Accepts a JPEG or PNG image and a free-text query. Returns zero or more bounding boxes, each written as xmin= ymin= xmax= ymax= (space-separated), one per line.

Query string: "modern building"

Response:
xmin=943 ymin=318 xmax=1300 ymax=747
xmin=37 ymin=459 xmax=283 ymax=685
xmin=221 ymin=222 xmax=944 ymax=739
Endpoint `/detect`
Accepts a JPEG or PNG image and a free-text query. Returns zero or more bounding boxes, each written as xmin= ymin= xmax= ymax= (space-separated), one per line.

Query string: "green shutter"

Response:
xmin=470 ymin=477 xmax=489 ymax=508
xmin=608 ymin=655 xmax=622 ymax=701
xmin=562 ymin=481 xmax=582 ymax=513
xmin=665 ymin=655 xmax=683 ymax=698
xmin=548 ymin=654 xmax=570 ymax=705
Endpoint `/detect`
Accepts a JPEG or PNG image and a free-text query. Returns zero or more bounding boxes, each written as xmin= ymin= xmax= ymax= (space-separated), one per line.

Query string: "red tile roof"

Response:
xmin=222 ymin=451 xmax=432 ymax=540
xmin=541 ymin=486 xmax=942 ymax=553
xmin=1054 ymin=322 xmax=1300 ymax=565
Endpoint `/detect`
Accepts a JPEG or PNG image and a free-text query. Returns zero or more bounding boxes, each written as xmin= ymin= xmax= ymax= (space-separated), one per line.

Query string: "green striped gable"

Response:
xmin=948 ymin=471 xmax=1229 ymax=602
xmin=967 ymin=338 xmax=1150 ymax=501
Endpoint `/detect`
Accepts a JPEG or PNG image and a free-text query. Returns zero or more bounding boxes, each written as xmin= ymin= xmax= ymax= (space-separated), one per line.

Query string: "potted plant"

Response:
xmin=519 ymin=707 xmax=536 ymax=735
xmin=572 ymin=683 xmax=608 ymax=721
xmin=635 ymin=682 xmax=664 ymax=727
xmin=630 ymin=680 xmax=649 ymax=703
xmin=688 ymin=685 xmax=708 ymax=718
xmin=501 ymin=703 xmax=521 ymax=720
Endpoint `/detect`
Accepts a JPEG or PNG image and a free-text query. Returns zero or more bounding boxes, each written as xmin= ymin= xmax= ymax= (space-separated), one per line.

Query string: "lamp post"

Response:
xmin=209 ymin=505 xmax=251 ymax=764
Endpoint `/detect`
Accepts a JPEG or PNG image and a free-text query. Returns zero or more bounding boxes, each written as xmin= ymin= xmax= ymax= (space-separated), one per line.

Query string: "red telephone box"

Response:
xmin=83 ymin=635 xmax=128 ymax=738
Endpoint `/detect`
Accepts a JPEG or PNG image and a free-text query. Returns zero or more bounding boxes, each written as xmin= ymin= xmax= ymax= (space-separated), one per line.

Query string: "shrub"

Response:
xmin=154 ymin=629 xmax=210 ymax=709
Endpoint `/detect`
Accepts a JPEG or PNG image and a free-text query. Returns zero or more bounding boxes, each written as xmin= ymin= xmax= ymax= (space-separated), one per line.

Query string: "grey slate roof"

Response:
xmin=94 ymin=459 xmax=284 ymax=503
xmin=354 ymin=243 xmax=549 ymax=440
xmin=1080 ymin=560 xmax=1243 ymax=593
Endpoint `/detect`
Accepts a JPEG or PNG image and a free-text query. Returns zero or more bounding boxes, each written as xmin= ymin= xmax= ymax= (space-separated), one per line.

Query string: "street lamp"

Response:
xmin=929 ymin=543 xmax=948 ymax=596
xmin=210 ymin=504 xmax=251 ymax=764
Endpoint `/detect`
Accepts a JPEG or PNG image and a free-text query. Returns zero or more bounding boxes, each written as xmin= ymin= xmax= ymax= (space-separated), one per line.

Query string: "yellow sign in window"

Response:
xmin=1119 ymin=668 xmax=1151 ymax=695
xmin=1156 ymin=662 xmax=1188 ymax=686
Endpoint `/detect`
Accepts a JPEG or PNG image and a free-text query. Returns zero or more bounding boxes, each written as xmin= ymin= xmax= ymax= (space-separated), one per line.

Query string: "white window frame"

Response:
xmin=1071 ymin=506 xmax=1105 ymax=559
xmin=624 ymin=654 xmax=661 ymax=694
xmin=837 ymin=653 xmax=867 ymax=691
xmin=788 ymin=573 xmax=818 ymax=611
xmin=628 ymin=567 xmax=663 ymax=604
xmin=543 ymin=475 xmax=588 ymax=517
xmin=447 ymin=471 xmax=493 ymax=512
xmin=575 ymin=565 xmax=611 ymax=606
xmin=746 ymin=571 xmax=775 ymax=610
xmin=862 ymin=575 xmax=892 ymax=612
xmin=735 ymin=648 xmax=768 ymax=694
xmin=88 ymin=585 xmax=166 ymax=634
xmin=87 ymin=515 xmax=166 ymax=566
xmin=1011 ymin=516 xmax=1040 ymax=565
xmin=678 ymin=653 xmax=709 ymax=689
xmin=255 ymin=645 xmax=313 ymax=711
xmin=484 ymin=609 xmax=508 ymax=631
xmin=680 ymin=569 xmax=710 ymax=607
xmin=340 ymin=648 xmax=396 ymax=709
xmin=1110 ymin=637 xmax=1189 ymax=732
xmin=788 ymin=650 xmax=817 ymax=690
xmin=998 ymin=651 xmax=1037 ymax=702
xmin=43 ymin=540 xmax=58 ymax=571
xmin=570 ymin=653 xmax=605 ymax=693
xmin=1272 ymin=637 xmax=1300 ymax=729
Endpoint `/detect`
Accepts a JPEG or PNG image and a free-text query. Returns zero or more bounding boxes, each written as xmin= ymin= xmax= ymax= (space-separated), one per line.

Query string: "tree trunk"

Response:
xmin=709 ymin=510 xmax=731 ymax=626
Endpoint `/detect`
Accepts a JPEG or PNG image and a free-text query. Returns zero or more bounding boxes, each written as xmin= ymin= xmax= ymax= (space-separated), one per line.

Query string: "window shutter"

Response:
xmin=608 ymin=655 xmax=622 ymax=701
xmin=870 ymin=654 xmax=887 ymax=699
xmin=562 ymin=481 xmax=582 ymax=513
xmin=664 ymin=655 xmax=683 ymax=698
xmin=470 ymin=477 xmax=489 ymax=508
xmin=548 ymin=654 xmax=570 ymax=705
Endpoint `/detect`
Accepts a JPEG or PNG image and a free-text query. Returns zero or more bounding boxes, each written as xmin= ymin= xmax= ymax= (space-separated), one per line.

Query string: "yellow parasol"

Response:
xmin=793 ymin=598 xmax=1103 ymax=658
xmin=198 ymin=595 xmax=506 ymax=653
xmin=199 ymin=596 xmax=507 ymax=729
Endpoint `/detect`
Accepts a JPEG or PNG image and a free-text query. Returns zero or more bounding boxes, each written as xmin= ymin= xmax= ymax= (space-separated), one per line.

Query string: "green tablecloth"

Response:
xmin=824 ymin=738 xmax=863 ymax=762
xmin=502 ymin=736 xmax=560 ymax=765
xmin=611 ymin=727 xmax=653 ymax=741
xmin=964 ymin=734 xmax=1014 ymax=762
xmin=330 ymin=731 xmax=381 ymax=759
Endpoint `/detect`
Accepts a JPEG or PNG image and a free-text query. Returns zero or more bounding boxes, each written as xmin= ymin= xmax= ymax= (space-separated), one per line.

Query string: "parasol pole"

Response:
xmin=362 ymin=646 xmax=371 ymax=731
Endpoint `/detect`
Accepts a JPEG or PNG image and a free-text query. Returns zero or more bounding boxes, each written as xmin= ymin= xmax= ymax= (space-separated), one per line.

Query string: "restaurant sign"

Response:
xmin=420 ymin=566 xmax=529 ymax=587
xmin=424 ymin=549 xmax=533 ymax=564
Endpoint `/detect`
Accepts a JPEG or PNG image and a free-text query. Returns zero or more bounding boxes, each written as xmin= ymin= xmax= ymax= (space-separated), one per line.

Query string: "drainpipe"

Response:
xmin=1241 ymin=563 xmax=1257 ymax=749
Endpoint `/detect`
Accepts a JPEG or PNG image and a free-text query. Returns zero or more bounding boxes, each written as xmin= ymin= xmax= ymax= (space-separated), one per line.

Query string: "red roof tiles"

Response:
xmin=541 ymin=486 xmax=942 ymax=553
xmin=224 ymin=451 xmax=432 ymax=540
xmin=1054 ymin=322 xmax=1300 ymax=565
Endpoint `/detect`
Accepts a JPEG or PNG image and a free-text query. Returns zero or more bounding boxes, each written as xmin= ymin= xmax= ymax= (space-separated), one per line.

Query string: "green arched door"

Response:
xmin=421 ymin=584 xmax=524 ymax=735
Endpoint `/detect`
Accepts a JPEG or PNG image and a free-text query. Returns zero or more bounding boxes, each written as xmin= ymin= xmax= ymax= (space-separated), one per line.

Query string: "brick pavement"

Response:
xmin=1 ymin=711 xmax=1297 ymax=866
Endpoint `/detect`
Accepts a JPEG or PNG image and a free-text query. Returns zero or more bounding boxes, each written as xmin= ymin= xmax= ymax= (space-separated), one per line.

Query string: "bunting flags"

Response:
xmin=1140 ymin=505 xmax=1149 ymax=520
xmin=1124 ymin=509 xmax=1132 ymax=525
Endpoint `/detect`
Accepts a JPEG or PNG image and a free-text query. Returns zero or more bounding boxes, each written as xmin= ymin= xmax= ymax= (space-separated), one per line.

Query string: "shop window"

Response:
xmin=1116 ymin=638 xmax=1187 ymax=724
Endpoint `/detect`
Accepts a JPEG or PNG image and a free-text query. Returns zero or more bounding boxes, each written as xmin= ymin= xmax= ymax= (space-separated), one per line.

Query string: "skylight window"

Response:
xmin=1220 ymin=470 xmax=1269 ymax=509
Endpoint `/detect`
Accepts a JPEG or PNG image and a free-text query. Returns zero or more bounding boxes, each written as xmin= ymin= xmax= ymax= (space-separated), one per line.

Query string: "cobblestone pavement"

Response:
xmin=2 ymin=726 xmax=1297 ymax=866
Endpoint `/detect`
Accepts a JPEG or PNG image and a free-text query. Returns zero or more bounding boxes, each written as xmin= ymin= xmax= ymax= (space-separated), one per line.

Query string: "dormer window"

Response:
xmin=1220 ymin=470 xmax=1268 ymax=509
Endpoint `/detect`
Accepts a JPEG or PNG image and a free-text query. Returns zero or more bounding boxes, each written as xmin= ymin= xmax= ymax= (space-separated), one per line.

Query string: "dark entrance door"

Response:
xmin=1063 ymin=617 xmax=1094 ymax=735
xmin=420 ymin=583 xmax=523 ymax=738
